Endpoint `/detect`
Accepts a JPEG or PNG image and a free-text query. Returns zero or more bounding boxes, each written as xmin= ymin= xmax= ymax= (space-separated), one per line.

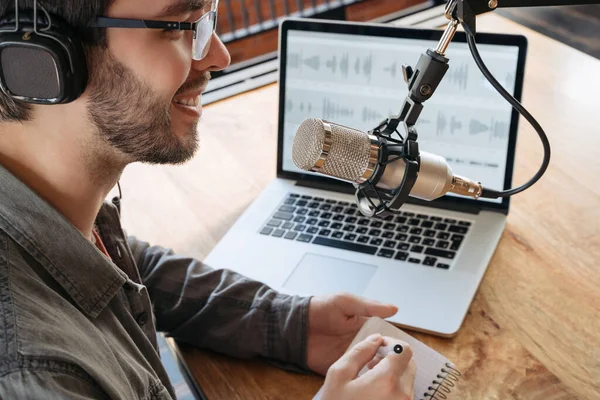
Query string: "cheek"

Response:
xmin=107 ymin=30 xmax=192 ymax=97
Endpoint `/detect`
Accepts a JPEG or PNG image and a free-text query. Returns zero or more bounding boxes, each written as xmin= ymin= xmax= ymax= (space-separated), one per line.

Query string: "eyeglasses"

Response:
xmin=90 ymin=0 xmax=219 ymax=61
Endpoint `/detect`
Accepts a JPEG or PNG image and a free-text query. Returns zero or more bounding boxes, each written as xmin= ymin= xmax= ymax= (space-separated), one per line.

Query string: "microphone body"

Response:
xmin=292 ymin=118 xmax=483 ymax=203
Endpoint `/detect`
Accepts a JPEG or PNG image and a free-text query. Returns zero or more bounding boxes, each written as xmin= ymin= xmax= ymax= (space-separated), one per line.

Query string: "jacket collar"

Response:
xmin=0 ymin=164 xmax=127 ymax=318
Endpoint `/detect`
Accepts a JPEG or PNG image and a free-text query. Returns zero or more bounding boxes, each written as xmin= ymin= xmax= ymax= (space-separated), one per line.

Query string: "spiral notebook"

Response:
xmin=314 ymin=317 xmax=461 ymax=400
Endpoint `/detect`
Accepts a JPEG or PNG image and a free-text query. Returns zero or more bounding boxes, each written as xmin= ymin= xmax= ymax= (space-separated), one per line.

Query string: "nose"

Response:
xmin=193 ymin=33 xmax=231 ymax=73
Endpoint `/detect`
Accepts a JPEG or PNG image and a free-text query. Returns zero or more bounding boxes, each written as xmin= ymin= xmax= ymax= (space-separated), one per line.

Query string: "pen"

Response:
xmin=375 ymin=344 xmax=404 ymax=358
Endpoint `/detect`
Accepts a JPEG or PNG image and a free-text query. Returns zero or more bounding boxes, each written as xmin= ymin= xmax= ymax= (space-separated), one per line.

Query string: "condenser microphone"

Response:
xmin=292 ymin=118 xmax=483 ymax=204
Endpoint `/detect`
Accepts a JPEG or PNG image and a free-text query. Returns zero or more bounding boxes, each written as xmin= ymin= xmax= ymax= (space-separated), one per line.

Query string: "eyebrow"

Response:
xmin=157 ymin=0 xmax=209 ymax=18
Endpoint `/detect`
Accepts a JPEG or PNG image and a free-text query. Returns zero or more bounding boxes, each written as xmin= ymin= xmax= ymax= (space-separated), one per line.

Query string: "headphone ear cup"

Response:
xmin=0 ymin=14 xmax=88 ymax=104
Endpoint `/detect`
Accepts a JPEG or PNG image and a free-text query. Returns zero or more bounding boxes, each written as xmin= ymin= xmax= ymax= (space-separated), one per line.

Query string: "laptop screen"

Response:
xmin=277 ymin=19 xmax=527 ymax=211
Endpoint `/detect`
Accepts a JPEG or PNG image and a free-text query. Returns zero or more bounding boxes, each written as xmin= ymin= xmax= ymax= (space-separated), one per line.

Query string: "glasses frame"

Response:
xmin=90 ymin=3 xmax=218 ymax=60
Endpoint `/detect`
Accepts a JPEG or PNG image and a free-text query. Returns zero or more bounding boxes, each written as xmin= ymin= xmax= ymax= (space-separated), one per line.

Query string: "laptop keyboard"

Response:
xmin=259 ymin=193 xmax=472 ymax=270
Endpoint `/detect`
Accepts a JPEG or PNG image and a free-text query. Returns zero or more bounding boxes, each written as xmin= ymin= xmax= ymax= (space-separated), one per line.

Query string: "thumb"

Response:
xmin=330 ymin=334 xmax=383 ymax=381
xmin=339 ymin=294 xmax=398 ymax=318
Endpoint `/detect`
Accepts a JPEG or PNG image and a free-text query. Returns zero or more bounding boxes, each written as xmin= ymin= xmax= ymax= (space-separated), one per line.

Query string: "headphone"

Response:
xmin=0 ymin=1 xmax=88 ymax=104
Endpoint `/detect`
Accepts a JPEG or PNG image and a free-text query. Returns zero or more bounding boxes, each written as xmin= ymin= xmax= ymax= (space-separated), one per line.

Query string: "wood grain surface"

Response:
xmin=113 ymin=14 xmax=600 ymax=400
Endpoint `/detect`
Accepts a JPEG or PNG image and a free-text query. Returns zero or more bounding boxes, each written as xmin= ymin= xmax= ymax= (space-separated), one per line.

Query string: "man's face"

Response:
xmin=86 ymin=0 xmax=230 ymax=165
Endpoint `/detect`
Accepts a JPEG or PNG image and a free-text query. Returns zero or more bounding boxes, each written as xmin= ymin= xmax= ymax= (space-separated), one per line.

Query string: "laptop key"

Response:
xmin=306 ymin=218 xmax=318 ymax=225
xmin=314 ymin=197 xmax=324 ymax=202
xmin=296 ymin=200 xmax=308 ymax=207
xmin=430 ymin=216 xmax=442 ymax=221
xmin=301 ymin=195 xmax=312 ymax=199
xmin=436 ymin=240 xmax=450 ymax=249
xmin=383 ymin=240 xmax=397 ymax=249
xmin=260 ymin=227 xmax=273 ymax=235
xmin=293 ymin=216 xmax=306 ymax=223
xmin=408 ymin=236 xmax=421 ymax=244
xmin=370 ymin=220 xmax=383 ymax=228
xmin=382 ymin=231 xmax=394 ymax=239
xmin=294 ymin=225 xmax=306 ymax=232
xmin=318 ymin=229 xmax=331 ymax=237
xmin=434 ymin=223 xmax=448 ymax=231
xmin=313 ymin=237 xmax=378 ymax=255
xmin=449 ymin=225 xmax=468 ymax=234
xmin=394 ymin=216 xmax=407 ymax=224
xmin=409 ymin=227 xmax=422 ymax=235
xmin=451 ymin=234 xmax=465 ymax=242
xmin=369 ymin=229 xmax=382 ymax=237
xmin=423 ymin=238 xmax=435 ymax=247
xmin=274 ymin=211 xmax=294 ymax=220
xmin=411 ymin=245 xmax=424 ymax=254
xmin=333 ymin=206 xmax=344 ymax=213
xmin=282 ymin=222 xmax=294 ymax=229
xmin=289 ymin=194 xmax=300 ymax=198
xmin=437 ymin=263 xmax=451 ymax=269
xmin=450 ymin=242 xmax=461 ymax=251
xmin=332 ymin=231 xmax=344 ymax=239
xmin=333 ymin=215 xmax=345 ymax=221
xmin=284 ymin=198 xmax=296 ymax=205
xmin=408 ymin=258 xmax=421 ymax=264
xmin=378 ymin=249 xmax=395 ymax=258
xmin=356 ymin=227 xmax=368 ymax=234
xmin=317 ymin=220 xmax=330 ymax=228
xmin=343 ymin=225 xmax=355 ymax=232
xmin=297 ymin=208 xmax=308 ymax=215
xmin=284 ymin=231 xmax=297 ymax=240
xmin=321 ymin=212 xmax=333 ymax=219
xmin=344 ymin=208 xmax=357 ymax=216
xmin=279 ymin=206 xmax=296 ymax=213
xmin=345 ymin=216 xmax=358 ymax=224
xmin=408 ymin=218 xmax=420 ymax=226
xmin=308 ymin=202 xmax=319 ymax=208
xmin=444 ymin=218 xmax=457 ymax=224
xmin=370 ymin=238 xmax=383 ymax=246
xmin=397 ymin=243 xmax=410 ymax=251
xmin=267 ymin=219 xmax=282 ymax=227
xmin=331 ymin=223 xmax=343 ymax=230
xmin=357 ymin=236 xmax=370 ymax=243
xmin=395 ymin=252 xmax=409 ymax=261
xmin=384 ymin=223 xmax=396 ymax=230
xmin=297 ymin=234 xmax=313 ymax=243
xmin=307 ymin=227 xmax=319 ymax=234
xmin=425 ymin=248 xmax=456 ymax=259
xmin=424 ymin=229 xmax=436 ymax=237
xmin=326 ymin=199 xmax=337 ymax=204
xmin=421 ymin=220 xmax=434 ymax=228
xmin=395 ymin=233 xmax=408 ymax=241
xmin=403 ymin=212 xmax=415 ymax=217
xmin=272 ymin=229 xmax=285 ymax=238
xmin=458 ymin=221 xmax=472 ymax=226
xmin=344 ymin=233 xmax=357 ymax=241
xmin=358 ymin=218 xmax=370 ymax=226
xmin=319 ymin=204 xmax=332 ymax=211
xmin=397 ymin=226 xmax=409 ymax=233
xmin=417 ymin=214 xmax=428 ymax=219
xmin=436 ymin=232 xmax=450 ymax=240
xmin=423 ymin=257 xmax=437 ymax=266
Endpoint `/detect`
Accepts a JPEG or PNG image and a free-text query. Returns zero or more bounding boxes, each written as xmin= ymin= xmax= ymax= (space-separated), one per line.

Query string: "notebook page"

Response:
xmin=314 ymin=317 xmax=458 ymax=400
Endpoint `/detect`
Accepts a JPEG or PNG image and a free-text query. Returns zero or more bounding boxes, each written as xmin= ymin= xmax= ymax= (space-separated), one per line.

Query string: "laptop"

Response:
xmin=204 ymin=18 xmax=527 ymax=337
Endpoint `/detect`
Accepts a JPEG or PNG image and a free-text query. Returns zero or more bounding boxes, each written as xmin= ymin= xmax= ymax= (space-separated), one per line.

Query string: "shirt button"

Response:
xmin=136 ymin=312 xmax=149 ymax=326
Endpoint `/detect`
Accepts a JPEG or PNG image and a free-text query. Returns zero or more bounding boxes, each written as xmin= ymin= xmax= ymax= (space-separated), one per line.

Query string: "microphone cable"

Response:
xmin=462 ymin=25 xmax=552 ymax=199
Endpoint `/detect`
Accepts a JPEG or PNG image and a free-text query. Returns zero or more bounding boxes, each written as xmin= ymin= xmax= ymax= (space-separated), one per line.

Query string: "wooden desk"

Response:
xmin=115 ymin=14 xmax=600 ymax=400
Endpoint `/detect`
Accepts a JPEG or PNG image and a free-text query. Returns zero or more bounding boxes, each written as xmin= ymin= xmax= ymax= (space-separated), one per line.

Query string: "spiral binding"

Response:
xmin=421 ymin=363 xmax=462 ymax=400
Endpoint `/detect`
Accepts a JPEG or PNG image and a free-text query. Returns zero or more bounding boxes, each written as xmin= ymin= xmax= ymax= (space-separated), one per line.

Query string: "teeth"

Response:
xmin=175 ymin=96 xmax=200 ymax=107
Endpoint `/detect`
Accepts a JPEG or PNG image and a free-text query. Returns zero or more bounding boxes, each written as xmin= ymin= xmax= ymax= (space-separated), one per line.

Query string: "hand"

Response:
xmin=319 ymin=334 xmax=416 ymax=400
xmin=306 ymin=293 xmax=398 ymax=375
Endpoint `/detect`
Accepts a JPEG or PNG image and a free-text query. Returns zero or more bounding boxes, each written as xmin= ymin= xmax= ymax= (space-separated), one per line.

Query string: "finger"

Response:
xmin=331 ymin=334 xmax=383 ymax=381
xmin=399 ymin=360 xmax=417 ymax=398
xmin=367 ymin=355 xmax=384 ymax=370
xmin=338 ymin=293 xmax=398 ymax=318
xmin=372 ymin=338 xmax=413 ymax=377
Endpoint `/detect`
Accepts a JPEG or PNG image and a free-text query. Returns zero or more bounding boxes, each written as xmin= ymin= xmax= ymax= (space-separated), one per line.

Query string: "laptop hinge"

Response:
xmin=295 ymin=180 xmax=356 ymax=195
xmin=295 ymin=181 xmax=511 ymax=215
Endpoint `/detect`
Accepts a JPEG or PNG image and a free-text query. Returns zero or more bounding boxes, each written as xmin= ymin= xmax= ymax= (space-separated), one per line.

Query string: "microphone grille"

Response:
xmin=292 ymin=118 xmax=374 ymax=182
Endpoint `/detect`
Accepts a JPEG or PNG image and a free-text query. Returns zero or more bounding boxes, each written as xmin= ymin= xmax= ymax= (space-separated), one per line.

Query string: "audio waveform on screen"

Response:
xmin=290 ymin=52 xmax=372 ymax=81
xmin=323 ymin=98 xmax=354 ymax=119
xmin=447 ymin=63 xmax=469 ymax=90
xmin=469 ymin=118 xmax=508 ymax=141
xmin=436 ymin=112 xmax=463 ymax=135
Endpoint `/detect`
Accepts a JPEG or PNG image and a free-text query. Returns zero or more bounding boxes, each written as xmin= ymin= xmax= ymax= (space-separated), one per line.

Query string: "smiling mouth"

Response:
xmin=173 ymin=95 xmax=201 ymax=107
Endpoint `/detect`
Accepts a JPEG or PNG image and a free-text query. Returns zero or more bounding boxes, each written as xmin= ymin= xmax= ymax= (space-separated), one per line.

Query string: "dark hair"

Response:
xmin=0 ymin=0 xmax=114 ymax=122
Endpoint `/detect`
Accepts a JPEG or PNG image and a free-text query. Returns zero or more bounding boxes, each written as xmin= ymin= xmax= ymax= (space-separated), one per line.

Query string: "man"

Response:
xmin=0 ymin=0 xmax=415 ymax=398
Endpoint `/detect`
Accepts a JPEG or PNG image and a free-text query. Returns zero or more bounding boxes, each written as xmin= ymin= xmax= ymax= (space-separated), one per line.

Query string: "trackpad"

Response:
xmin=283 ymin=253 xmax=378 ymax=296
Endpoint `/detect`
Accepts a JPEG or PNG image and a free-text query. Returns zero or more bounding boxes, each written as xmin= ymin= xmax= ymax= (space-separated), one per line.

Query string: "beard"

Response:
xmin=85 ymin=50 xmax=208 ymax=165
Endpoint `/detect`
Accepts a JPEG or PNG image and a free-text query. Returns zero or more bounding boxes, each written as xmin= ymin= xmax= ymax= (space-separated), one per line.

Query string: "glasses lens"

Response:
xmin=193 ymin=11 xmax=216 ymax=60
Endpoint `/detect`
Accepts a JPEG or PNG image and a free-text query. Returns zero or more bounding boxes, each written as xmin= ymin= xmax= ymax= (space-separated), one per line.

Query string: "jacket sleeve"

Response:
xmin=0 ymin=370 xmax=108 ymax=399
xmin=127 ymin=236 xmax=312 ymax=371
